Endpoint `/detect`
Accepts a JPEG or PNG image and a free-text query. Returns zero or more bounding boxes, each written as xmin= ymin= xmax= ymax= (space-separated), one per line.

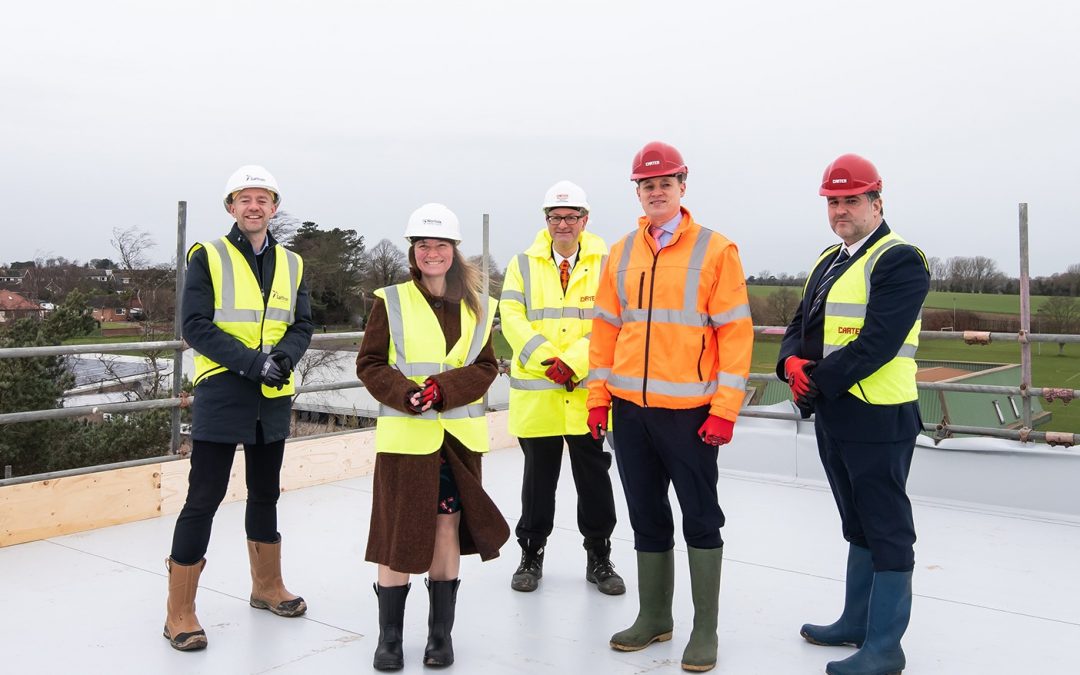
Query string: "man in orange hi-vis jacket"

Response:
xmin=588 ymin=141 xmax=753 ymax=672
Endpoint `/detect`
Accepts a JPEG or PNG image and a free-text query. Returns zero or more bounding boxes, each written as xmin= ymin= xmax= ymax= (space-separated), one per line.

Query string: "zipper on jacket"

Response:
xmin=696 ymin=334 xmax=705 ymax=381
xmin=640 ymin=248 xmax=661 ymax=406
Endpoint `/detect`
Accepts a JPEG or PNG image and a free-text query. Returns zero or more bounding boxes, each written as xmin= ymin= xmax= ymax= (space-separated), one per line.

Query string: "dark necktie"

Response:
xmin=810 ymin=248 xmax=851 ymax=316
xmin=559 ymin=259 xmax=570 ymax=292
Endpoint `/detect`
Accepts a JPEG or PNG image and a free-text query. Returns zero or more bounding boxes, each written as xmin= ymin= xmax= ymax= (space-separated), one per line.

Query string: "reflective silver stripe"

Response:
xmin=622 ymin=308 xmax=707 ymax=327
xmin=594 ymin=308 xmax=622 ymax=328
xmin=825 ymin=342 xmax=918 ymax=360
xmin=864 ymin=240 xmax=904 ymax=293
xmin=519 ymin=333 xmax=549 ymax=367
xmin=615 ymin=232 xmax=635 ymax=309
xmin=500 ymin=289 xmax=526 ymax=305
xmin=608 ymin=373 xmax=718 ymax=397
xmin=710 ymin=303 xmax=752 ymax=327
xmin=397 ymin=362 xmax=444 ymax=377
xmin=464 ymin=300 xmax=489 ymax=365
xmin=825 ymin=302 xmax=866 ymax=318
xmin=284 ymin=249 xmax=300 ymax=323
xmin=379 ymin=403 xmax=486 ymax=420
xmin=383 ymin=285 xmax=407 ymax=366
xmin=592 ymin=368 xmax=611 ymax=380
xmin=509 ymin=377 xmax=565 ymax=391
xmin=516 ymin=254 xmax=532 ymax=311
xmin=526 ymin=307 xmax=594 ymax=321
xmin=717 ymin=371 xmax=748 ymax=390
xmin=213 ymin=308 xmax=261 ymax=322
xmin=262 ymin=344 xmax=274 ymax=353
xmin=208 ymin=239 xmax=237 ymax=312
xmin=265 ymin=308 xmax=292 ymax=322
xmin=682 ymin=228 xmax=713 ymax=312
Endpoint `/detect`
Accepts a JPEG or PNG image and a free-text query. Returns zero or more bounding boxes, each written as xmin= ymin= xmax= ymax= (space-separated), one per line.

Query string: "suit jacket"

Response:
xmin=776 ymin=222 xmax=929 ymax=441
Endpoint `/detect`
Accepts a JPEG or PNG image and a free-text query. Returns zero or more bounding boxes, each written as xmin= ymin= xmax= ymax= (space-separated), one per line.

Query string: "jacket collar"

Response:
xmin=227 ymin=222 xmax=277 ymax=255
xmin=524 ymin=228 xmax=608 ymax=259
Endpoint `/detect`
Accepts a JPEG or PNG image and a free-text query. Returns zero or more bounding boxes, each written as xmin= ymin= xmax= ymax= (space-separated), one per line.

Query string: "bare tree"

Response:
xmin=766 ymin=287 xmax=800 ymax=326
xmin=467 ymin=252 xmax=504 ymax=297
xmin=268 ymin=209 xmax=302 ymax=246
xmin=365 ymin=239 xmax=409 ymax=289
xmin=927 ymin=256 xmax=948 ymax=291
xmin=111 ymin=226 xmax=156 ymax=271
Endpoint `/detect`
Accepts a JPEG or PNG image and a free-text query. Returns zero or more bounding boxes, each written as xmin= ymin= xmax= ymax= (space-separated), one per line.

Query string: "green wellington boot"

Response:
xmin=609 ymin=549 xmax=675 ymax=651
xmin=681 ymin=546 xmax=723 ymax=672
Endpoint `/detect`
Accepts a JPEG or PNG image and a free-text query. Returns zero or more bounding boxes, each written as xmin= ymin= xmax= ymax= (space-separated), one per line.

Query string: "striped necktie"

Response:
xmin=809 ymin=248 xmax=851 ymax=316
xmin=559 ymin=259 xmax=570 ymax=292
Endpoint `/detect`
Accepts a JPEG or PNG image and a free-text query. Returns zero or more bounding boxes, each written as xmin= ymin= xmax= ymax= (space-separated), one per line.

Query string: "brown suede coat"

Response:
xmin=356 ymin=279 xmax=509 ymax=574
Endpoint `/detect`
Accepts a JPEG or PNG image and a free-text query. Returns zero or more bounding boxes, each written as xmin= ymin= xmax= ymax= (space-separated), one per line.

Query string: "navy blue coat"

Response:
xmin=183 ymin=224 xmax=314 ymax=444
xmin=776 ymin=222 xmax=929 ymax=441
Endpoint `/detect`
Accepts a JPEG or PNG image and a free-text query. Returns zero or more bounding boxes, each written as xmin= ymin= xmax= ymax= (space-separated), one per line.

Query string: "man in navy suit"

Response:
xmin=777 ymin=154 xmax=929 ymax=675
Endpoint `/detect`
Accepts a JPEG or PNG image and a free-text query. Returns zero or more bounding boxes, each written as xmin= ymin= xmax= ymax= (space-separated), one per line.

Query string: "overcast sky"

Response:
xmin=3 ymin=0 xmax=1077 ymax=277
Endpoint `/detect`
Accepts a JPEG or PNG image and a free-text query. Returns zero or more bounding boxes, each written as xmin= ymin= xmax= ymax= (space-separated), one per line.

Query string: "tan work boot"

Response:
xmin=163 ymin=557 xmax=208 ymax=651
xmin=247 ymin=537 xmax=307 ymax=617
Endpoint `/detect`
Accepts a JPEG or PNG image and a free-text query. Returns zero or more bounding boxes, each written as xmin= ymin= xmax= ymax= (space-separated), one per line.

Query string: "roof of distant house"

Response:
xmin=0 ymin=290 xmax=42 ymax=311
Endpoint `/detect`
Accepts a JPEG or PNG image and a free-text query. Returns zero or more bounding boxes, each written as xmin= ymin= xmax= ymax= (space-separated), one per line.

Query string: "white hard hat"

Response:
xmin=542 ymin=180 xmax=589 ymax=213
xmin=404 ymin=203 xmax=462 ymax=243
xmin=223 ymin=165 xmax=280 ymax=211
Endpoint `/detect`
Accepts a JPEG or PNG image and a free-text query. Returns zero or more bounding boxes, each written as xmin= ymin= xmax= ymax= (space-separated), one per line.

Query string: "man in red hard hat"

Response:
xmin=588 ymin=141 xmax=753 ymax=672
xmin=778 ymin=154 xmax=929 ymax=675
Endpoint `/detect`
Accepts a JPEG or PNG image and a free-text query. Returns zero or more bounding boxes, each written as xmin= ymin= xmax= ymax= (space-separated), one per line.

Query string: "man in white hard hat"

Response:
xmin=163 ymin=165 xmax=314 ymax=651
xmin=499 ymin=180 xmax=625 ymax=596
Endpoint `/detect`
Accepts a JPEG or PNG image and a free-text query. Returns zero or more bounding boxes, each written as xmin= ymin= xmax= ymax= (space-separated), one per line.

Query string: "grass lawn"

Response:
xmin=748 ymin=286 xmax=1056 ymax=315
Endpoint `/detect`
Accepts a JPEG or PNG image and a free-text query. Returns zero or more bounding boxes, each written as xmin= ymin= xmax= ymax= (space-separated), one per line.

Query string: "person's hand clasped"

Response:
xmin=784 ymin=356 xmax=816 ymax=399
xmin=260 ymin=355 xmax=290 ymax=389
xmin=697 ymin=415 xmax=734 ymax=446
xmin=540 ymin=357 xmax=575 ymax=385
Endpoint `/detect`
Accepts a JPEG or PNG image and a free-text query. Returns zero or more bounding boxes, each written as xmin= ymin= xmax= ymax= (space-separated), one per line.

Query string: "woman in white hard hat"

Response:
xmin=355 ymin=203 xmax=509 ymax=671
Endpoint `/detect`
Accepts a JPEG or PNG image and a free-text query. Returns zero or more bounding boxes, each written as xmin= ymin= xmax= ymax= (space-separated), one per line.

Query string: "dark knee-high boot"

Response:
xmin=373 ymin=582 xmax=410 ymax=671
xmin=802 ymin=544 xmax=873 ymax=647
xmin=609 ymin=549 xmax=675 ymax=651
xmin=423 ymin=578 xmax=460 ymax=667
xmin=681 ymin=546 xmax=723 ymax=672
xmin=826 ymin=570 xmax=912 ymax=675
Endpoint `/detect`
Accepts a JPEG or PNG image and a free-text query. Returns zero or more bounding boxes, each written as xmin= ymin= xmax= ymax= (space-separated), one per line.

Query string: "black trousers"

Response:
xmin=170 ymin=429 xmax=286 ymax=565
xmin=815 ymin=421 xmax=917 ymax=572
xmin=611 ymin=398 xmax=724 ymax=552
xmin=514 ymin=433 xmax=617 ymax=547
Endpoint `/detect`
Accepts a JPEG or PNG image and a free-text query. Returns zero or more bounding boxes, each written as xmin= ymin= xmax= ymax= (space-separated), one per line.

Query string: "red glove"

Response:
xmin=540 ymin=357 xmax=575 ymax=385
xmin=698 ymin=415 xmax=735 ymax=446
xmin=784 ymin=356 xmax=816 ymax=399
xmin=587 ymin=406 xmax=609 ymax=440
xmin=418 ymin=378 xmax=442 ymax=409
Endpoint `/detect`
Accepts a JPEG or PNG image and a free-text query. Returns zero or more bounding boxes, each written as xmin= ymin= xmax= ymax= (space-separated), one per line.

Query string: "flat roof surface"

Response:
xmin=3 ymin=437 xmax=1078 ymax=674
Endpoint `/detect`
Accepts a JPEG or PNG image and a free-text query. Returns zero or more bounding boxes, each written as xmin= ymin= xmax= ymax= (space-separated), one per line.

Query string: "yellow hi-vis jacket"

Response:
xmin=191 ymin=237 xmax=303 ymax=398
xmin=500 ymin=229 xmax=608 ymax=437
xmin=818 ymin=231 xmax=927 ymax=404
xmin=374 ymin=281 xmax=497 ymax=454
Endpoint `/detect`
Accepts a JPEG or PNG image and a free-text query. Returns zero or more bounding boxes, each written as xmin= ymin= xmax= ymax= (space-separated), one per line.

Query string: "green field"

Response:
xmin=748 ymin=286 xmax=1055 ymax=314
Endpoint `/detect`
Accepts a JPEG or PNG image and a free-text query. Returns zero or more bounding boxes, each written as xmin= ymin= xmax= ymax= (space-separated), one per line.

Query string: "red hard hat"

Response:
xmin=631 ymin=141 xmax=688 ymax=181
xmin=819 ymin=153 xmax=882 ymax=196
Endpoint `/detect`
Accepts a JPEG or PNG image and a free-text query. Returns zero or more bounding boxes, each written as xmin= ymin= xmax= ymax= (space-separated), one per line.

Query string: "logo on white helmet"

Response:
xmin=422 ymin=218 xmax=443 ymax=226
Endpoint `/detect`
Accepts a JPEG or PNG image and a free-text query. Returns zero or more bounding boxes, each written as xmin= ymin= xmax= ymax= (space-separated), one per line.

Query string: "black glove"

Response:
xmin=795 ymin=374 xmax=820 ymax=419
xmin=405 ymin=388 xmax=426 ymax=414
xmin=270 ymin=350 xmax=292 ymax=373
xmin=260 ymin=354 xmax=290 ymax=389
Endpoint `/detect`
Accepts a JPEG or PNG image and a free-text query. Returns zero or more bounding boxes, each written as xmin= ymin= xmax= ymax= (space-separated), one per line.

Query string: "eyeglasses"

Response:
xmin=546 ymin=214 xmax=583 ymax=225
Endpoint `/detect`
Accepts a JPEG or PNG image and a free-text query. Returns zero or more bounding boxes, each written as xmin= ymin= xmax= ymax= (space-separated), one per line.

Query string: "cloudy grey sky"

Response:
xmin=3 ymin=0 xmax=1077 ymax=277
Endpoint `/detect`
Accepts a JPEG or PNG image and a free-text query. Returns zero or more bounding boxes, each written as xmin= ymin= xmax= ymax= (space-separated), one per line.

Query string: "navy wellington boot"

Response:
xmin=801 ymin=544 xmax=873 ymax=647
xmin=826 ymin=570 xmax=912 ymax=675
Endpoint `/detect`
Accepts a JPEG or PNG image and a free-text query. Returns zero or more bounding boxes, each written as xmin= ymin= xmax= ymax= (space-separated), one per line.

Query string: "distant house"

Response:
xmin=0 ymin=290 xmax=45 ymax=323
xmin=88 ymin=295 xmax=137 ymax=322
xmin=0 ymin=268 xmax=27 ymax=286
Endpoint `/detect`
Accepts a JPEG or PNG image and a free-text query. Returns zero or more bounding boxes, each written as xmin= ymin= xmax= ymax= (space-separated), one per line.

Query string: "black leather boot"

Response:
xmin=510 ymin=540 xmax=545 ymax=592
xmin=585 ymin=538 xmax=626 ymax=595
xmin=373 ymin=582 xmax=410 ymax=671
xmin=423 ymin=578 xmax=461 ymax=667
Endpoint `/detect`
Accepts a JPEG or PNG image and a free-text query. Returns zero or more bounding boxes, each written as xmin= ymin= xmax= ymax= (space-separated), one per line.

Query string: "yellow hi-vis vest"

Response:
xmin=191 ymin=237 xmax=303 ymax=398
xmin=499 ymin=229 xmax=607 ymax=437
xmin=817 ymin=232 xmax=927 ymax=404
xmin=374 ymin=282 xmax=497 ymax=455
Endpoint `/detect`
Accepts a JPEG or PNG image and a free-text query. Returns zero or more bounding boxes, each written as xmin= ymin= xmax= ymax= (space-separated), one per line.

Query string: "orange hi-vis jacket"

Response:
xmin=587 ymin=207 xmax=753 ymax=422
